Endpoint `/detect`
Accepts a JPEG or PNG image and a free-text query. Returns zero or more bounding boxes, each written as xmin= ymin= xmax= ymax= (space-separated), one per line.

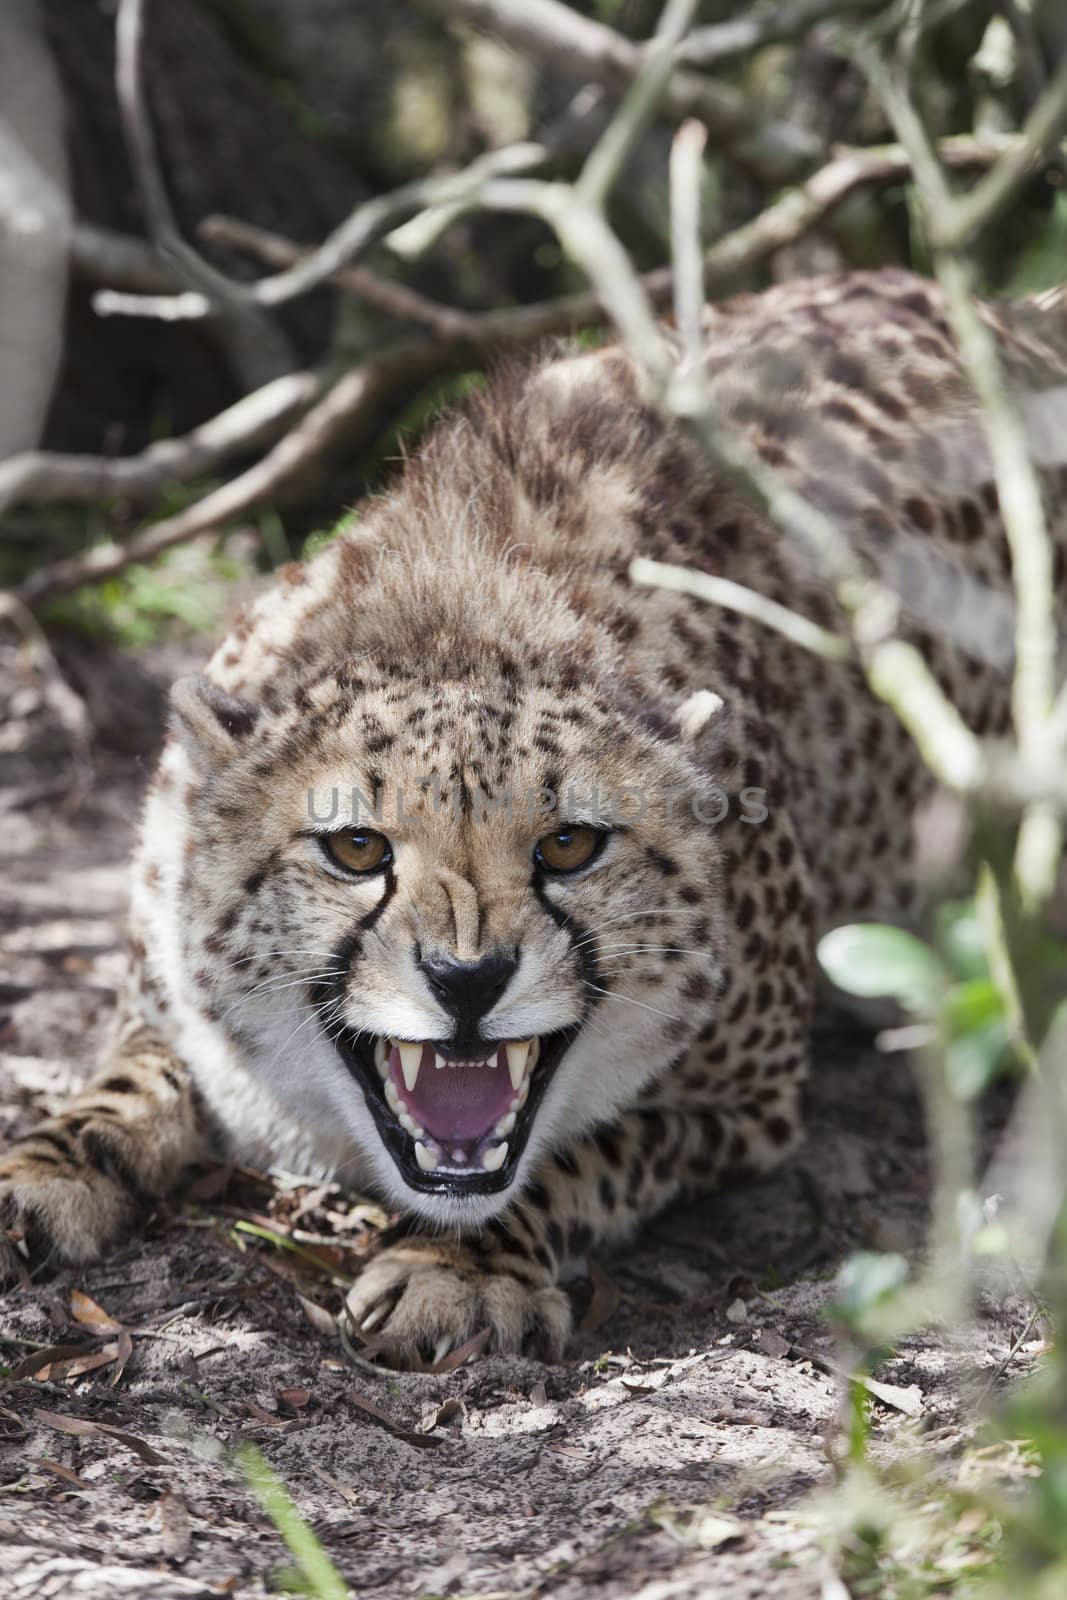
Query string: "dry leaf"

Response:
xmin=70 ymin=1289 xmax=124 ymax=1333
xmin=33 ymin=1407 xmax=165 ymax=1465
xmin=423 ymin=1398 xmax=465 ymax=1433
xmin=428 ymin=1326 xmax=491 ymax=1373
xmin=8 ymin=1343 xmax=94 ymax=1381
xmin=621 ymin=1368 xmax=671 ymax=1394
xmin=243 ymin=1399 xmax=287 ymax=1426
xmin=546 ymin=1443 xmax=594 ymax=1462
xmin=529 ymin=1381 xmax=549 ymax=1408
xmin=110 ymin=1329 xmax=134 ymax=1387
xmin=30 ymin=1458 xmax=91 ymax=1490
xmin=864 ymin=1377 xmax=924 ymax=1416
xmin=277 ymin=1386 xmax=310 ymax=1410
xmin=297 ymin=1295 xmax=337 ymax=1337
xmin=53 ymin=1342 xmax=120 ymax=1381
xmin=346 ymin=1389 xmax=445 ymax=1449
xmin=579 ymin=1261 xmax=622 ymax=1333
xmin=688 ymin=1510 xmax=746 ymax=1549
xmin=307 ymin=1462 xmax=359 ymax=1506
xmin=756 ymin=1329 xmax=791 ymax=1359
xmin=725 ymin=1298 xmax=748 ymax=1324
xmin=186 ymin=1164 xmax=235 ymax=1201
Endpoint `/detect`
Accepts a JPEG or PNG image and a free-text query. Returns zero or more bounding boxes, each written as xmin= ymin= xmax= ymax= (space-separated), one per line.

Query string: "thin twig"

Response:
xmin=678 ymin=0 xmax=885 ymax=67
xmin=872 ymin=52 xmax=1062 ymax=906
xmin=630 ymin=557 xmax=852 ymax=660
xmin=930 ymin=53 xmax=1067 ymax=251
xmin=0 ymin=372 xmax=320 ymax=514
xmin=14 ymin=341 xmax=456 ymax=606
xmin=409 ymin=0 xmax=762 ymax=145
xmin=668 ymin=120 xmax=709 ymax=412
xmin=114 ymin=0 xmax=292 ymax=384
xmin=577 ymin=0 xmax=700 ymax=209
xmin=81 ymin=132 xmax=1034 ymax=327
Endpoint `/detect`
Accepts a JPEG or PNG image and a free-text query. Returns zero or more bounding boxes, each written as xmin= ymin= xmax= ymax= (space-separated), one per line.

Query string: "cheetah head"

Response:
xmin=166 ymin=657 xmax=734 ymax=1226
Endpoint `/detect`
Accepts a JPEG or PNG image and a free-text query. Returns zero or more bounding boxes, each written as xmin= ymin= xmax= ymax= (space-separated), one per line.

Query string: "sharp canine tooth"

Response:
xmin=415 ymin=1141 xmax=438 ymax=1172
xmin=435 ymin=1051 xmax=447 ymax=1070
xmin=482 ymin=1141 xmax=508 ymax=1172
xmin=505 ymin=1039 xmax=531 ymax=1091
xmin=398 ymin=1041 xmax=422 ymax=1091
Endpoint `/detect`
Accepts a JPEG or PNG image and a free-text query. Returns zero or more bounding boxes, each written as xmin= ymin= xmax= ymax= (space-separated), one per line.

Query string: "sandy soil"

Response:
xmin=0 ymin=633 xmax=1036 ymax=1599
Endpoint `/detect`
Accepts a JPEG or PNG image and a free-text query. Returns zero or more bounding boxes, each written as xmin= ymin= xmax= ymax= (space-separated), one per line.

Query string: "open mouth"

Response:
xmin=335 ymin=1029 xmax=574 ymax=1195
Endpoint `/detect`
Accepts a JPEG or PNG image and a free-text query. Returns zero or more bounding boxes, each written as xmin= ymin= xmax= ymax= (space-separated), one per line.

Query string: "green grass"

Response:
xmin=239 ymin=1444 xmax=349 ymax=1600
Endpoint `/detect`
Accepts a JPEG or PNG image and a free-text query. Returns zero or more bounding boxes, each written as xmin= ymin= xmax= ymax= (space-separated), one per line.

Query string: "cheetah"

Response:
xmin=3 ymin=269 xmax=1066 ymax=1361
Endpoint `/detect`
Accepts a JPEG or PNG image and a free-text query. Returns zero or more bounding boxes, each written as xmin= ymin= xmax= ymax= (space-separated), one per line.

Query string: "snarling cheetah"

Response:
xmin=4 ymin=269 xmax=1067 ymax=1360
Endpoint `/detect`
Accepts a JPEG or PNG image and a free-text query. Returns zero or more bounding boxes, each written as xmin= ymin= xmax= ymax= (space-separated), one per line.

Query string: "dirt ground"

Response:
xmin=0 ymin=632 xmax=1039 ymax=1599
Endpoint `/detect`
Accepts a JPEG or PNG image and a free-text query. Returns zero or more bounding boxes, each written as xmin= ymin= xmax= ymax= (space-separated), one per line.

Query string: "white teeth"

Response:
xmin=397 ymin=1041 xmax=422 ymax=1092
xmin=374 ymin=1038 xmax=389 ymax=1076
xmin=435 ymin=1051 xmax=447 ymax=1070
xmin=505 ymin=1039 xmax=531 ymax=1091
xmin=399 ymin=1111 xmax=415 ymax=1135
xmin=482 ymin=1141 xmax=508 ymax=1172
xmin=415 ymin=1141 xmax=438 ymax=1172
xmin=384 ymin=1079 xmax=400 ymax=1112
xmin=495 ymin=1111 xmax=516 ymax=1137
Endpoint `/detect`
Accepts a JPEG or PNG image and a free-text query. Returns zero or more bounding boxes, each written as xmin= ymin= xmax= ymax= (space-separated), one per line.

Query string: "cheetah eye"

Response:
xmin=534 ymin=825 xmax=607 ymax=875
xmin=321 ymin=829 xmax=393 ymax=876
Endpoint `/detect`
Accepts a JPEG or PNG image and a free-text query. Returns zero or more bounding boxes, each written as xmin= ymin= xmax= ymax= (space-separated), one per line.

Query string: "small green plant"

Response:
xmin=239 ymin=1443 xmax=349 ymax=1600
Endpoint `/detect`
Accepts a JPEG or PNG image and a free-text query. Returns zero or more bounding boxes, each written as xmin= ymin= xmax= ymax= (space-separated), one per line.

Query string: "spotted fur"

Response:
xmin=3 ymin=269 xmax=1066 ymax=1360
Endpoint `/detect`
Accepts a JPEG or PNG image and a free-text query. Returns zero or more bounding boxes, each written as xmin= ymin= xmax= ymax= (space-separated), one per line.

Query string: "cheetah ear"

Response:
xmin=676 ymin=689 xmax=724 ymax=742
xmin=170 ymin=674 xmax=259 ymax=759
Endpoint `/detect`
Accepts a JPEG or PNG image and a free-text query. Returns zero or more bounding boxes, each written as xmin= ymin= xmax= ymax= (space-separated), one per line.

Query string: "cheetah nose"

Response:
xmin=418 ymin=951 xmax=518 ymax=1026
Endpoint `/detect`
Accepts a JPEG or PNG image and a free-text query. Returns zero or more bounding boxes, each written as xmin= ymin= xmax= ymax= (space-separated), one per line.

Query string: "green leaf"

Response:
xmin=934 ymin=899 xmax=989 ymax=982
xmin=944 ymin=1017 xmax=1013 ymax=1100
xmin=817 ymin=924 xmax=947 ymax=1015
xmin=833 ymin=1251 xmax=910 ymax=1331
xmin=941 ymin=977 xmax=1005 ymax=1038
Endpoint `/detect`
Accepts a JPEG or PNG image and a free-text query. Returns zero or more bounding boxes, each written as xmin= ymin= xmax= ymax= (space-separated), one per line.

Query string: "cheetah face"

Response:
xmin=171 ymin=671 xmax=729 ymax=1224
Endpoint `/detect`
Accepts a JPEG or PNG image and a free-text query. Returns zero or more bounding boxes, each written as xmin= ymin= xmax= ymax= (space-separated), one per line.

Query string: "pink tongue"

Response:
xmin=391 ymin=1044 xmax=513 ymax=1142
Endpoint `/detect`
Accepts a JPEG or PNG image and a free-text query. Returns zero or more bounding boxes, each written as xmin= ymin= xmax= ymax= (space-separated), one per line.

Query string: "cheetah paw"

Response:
xmin=0 ymin=1125 xmax=142 ymax=1282
xmin=344 ymin=1242 xmax=571 ymax=1366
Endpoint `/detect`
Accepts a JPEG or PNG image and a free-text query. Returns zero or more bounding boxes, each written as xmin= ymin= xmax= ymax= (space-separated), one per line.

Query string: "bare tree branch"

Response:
xmin=87 ymin=127 xmax=1036 ymax=328
xmin=577 ymin=0 xmax=700 ymax=209
xmin=14 ymin=342 xmax=456 ymax=607
xmin=69 ymin=223 xmax=181 ymax=295
xmin=410 ymin=0 xmax=758 ymax=144
xmin=870 ymin=48 xmax=1064 ymax=908
xmin=669 ymin=120 xmax=709 ymax=412
xmin=631 ymin=556 xmax=852 ymax=660
xmin=0 ymin=372 xmax=320 ymax=515
xmin=930 ymin=52 xmax=1067 ymax=251
xmin=678 ymin=0 xmax=885 ymax=67
xmin=114 ymin=0 xmax=293 ymax=384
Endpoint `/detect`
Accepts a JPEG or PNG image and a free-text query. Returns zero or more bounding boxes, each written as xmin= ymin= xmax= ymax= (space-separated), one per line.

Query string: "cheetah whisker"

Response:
xmin=583 ymin=982 xmax=682 ymax=1023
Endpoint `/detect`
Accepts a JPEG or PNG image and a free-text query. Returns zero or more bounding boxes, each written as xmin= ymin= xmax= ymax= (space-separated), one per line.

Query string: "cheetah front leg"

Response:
xmin=0 ymin=1013 xmax=206 ymax=1279
xmin=344 ymin=1073 xmax=806 ymax=1365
